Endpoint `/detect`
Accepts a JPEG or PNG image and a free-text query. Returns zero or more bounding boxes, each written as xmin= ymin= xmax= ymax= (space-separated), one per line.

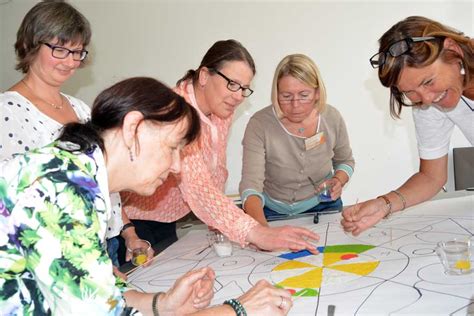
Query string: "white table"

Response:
xmin=128 ymin=192 xmax=474 ymax=315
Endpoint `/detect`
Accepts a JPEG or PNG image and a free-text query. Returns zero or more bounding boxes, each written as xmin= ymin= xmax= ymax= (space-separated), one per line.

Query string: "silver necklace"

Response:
xmin=21 ymin=79 xmax=64 ymax=110
xmin=297 ymin=127 xmax=305 ymax=133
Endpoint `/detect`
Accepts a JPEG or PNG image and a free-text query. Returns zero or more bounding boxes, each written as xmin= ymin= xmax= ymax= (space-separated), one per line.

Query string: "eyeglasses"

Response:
xmin=42 ymin=43 xmax=88 ymax=61
xmin=212 ymin=70 xmax=254 ymax=97
xmin=369 ymin=36 xmax=438 ymax=69
xmin=278 ymin=95 xmax=314 ymax=105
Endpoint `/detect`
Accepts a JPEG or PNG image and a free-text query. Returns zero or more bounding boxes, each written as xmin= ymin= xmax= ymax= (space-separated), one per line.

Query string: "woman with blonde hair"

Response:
xmin=342 ymin=16 xmax=473 ymax=236
xmin=240 ymin=54 xmax=355 ymax=225
xmin=123 ymin=41 xmax=319 ymax=254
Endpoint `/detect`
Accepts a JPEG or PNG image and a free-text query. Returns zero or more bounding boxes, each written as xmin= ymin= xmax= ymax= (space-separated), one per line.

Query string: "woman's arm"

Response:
xmin=190 ymin=280 xmax=293 ymax=316
xmin=240 ymin=115 xmax=269 ymax=226
xmin=124 ymin=267 xmax=215 ymax=315
xmin=243 ymin=195 xmax=268 ymax=226
xmin=181 ymin=135 xmax=319 ymax=253
xmin=342 ymin=155 xmax=447 ymax=235
xmin=331 ymin=108 xmax=355 ymax=183
xmin=179 ymin=139 xmax=261 ymax=246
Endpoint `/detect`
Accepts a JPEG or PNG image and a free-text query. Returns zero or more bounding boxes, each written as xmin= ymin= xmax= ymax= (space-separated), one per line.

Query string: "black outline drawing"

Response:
xmin=128 ymin=212 xmax=474 ymax=315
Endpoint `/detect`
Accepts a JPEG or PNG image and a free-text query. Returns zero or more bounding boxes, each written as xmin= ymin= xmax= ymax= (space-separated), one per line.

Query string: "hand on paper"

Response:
xmin=247 ymin=225 xmax=319 ymax=254
xmin=238 ymin=279 xmax=293 ymax=315
xmin=191 ymin=268 xmax=215 ymax=309
xmin=341 ymin=198 xmax=386 ymax=235
xmin=160 ymin=267 xmax=215 ymax=314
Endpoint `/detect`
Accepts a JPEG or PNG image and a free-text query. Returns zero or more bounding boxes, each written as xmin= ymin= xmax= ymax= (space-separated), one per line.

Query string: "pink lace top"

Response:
xmin=123 ymin=81 xmax=259 ymax=246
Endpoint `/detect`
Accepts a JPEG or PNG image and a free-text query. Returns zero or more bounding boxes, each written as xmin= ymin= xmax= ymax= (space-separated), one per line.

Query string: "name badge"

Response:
xmin=305 ymin=131 xmax=325 ymax=150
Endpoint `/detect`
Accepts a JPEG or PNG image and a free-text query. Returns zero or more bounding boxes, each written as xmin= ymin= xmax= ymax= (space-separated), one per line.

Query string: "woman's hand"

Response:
xmin=159 ymin=267 xmax=215 ymax=315
xmin=327 ymin=177 xmax=343 ymax=201
xmin=246 ymin=225 xmax=319 ymax=254
xmin=124 ymin=232 xmax=155 ymax=265
xmin=112 ymin=266 xmax=128 ymax=281
xmin=239 ymin=280 xmax=293 ymax=315
xmin=341 ymin=198 xmax=387 ymax=236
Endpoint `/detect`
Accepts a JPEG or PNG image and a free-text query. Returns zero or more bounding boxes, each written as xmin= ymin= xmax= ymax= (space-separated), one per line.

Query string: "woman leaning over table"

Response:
xmin=240 ymin=54 xmax=355 ymax=226
xmin=342 ymin=16 xmax=473 ymax=236
xmin=0 ymin=1 xmax=145 ymax=272
xmin=123 ymin=40 xmax=319 ymax=253
xmin=0 ymin=77 xmax=293 ymax=316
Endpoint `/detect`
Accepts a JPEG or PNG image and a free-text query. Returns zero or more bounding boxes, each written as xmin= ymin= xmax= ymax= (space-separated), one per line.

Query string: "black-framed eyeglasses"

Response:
xmin=212 ymin=70 xmax=254 ymax=97
xmin=369 ymin=36 xmax=438 ymax=69
xmin=42 ymin=42 xmax=88 ymax=61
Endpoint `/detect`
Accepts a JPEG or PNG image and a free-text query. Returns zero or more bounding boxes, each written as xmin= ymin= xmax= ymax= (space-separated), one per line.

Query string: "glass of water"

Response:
xmin=317 ymin=181 xmax=333 ymax=202
xmin=436 ymin=238 xmax=472 ymax=275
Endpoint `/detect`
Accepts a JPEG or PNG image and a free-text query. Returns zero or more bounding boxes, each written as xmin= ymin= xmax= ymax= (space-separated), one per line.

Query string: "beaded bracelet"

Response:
xmin=224 ymin=298 xmax=247 ymax=316
xmin=391 ymin=190 xmax=407 ymax=210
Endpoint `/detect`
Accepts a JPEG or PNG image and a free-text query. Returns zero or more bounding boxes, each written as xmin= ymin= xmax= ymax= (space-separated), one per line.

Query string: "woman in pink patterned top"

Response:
xmin=122 ymin=40 xmax=318 ymax=253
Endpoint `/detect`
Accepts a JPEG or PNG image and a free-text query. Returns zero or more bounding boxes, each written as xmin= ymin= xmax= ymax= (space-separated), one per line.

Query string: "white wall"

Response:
xmin=1 ymin=0 xmax=472 ymax=204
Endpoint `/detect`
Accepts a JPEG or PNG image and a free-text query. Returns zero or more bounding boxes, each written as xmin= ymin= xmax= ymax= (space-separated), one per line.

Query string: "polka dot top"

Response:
xmin=0 ymin=91 xmax=123 ymax=239
xmin=1 ymin=91 xmax=90 ymax=161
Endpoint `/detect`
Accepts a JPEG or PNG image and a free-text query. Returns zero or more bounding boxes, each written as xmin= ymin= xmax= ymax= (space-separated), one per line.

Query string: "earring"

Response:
xmin=460 ymin=62 xmax=466 ymax=75
xmin=128 ymin=147 xmax=134 ymax=162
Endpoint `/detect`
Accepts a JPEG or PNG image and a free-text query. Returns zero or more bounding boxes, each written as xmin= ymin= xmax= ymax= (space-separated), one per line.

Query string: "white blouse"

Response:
xmin=0 ymin=91 xmax=123 ymax=239
xmin=0 ymin=91 xmax=91 ymax=160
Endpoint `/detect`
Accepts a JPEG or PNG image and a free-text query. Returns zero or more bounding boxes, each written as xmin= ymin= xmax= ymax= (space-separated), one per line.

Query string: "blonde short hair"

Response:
xmin=271 ymin=54 xmax=327 ymax=118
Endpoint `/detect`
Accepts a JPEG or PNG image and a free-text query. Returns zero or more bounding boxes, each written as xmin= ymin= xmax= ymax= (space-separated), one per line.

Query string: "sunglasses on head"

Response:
xmin=369 ymin=36 xmax=439 ymax=68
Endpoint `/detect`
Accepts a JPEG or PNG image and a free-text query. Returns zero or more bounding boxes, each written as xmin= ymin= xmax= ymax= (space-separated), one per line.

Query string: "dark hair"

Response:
xmin=58 ymin=77 xmax=200 ymax=154
xmin=376 ymin=16 xmax=473 ymax=118
xmin=15 ymin=0 xmax=92 ymax=73
xmin=176 ymin=39 xmax=256 ymax=86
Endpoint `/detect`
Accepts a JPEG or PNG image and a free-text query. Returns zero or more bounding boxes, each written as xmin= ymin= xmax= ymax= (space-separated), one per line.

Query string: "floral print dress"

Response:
xmin=0 ymin=142 xmax=126 ymax=315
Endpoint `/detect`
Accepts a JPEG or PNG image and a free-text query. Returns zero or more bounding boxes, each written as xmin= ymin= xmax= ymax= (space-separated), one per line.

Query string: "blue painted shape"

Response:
xmin=278 ymin=247 xmax=325 ymax=259
xmin=279 ymin=250 xmax=312 ymax=259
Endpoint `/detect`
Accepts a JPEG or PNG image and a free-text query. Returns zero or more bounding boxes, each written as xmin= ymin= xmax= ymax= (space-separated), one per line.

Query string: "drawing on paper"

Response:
xmin=270 ymin=245 xmax=379 ymax=296
xmin=128 ymin=201 xmax=474 ymax=315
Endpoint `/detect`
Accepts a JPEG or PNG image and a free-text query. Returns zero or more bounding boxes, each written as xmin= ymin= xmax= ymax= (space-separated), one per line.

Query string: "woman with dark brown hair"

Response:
xmin=123 ymin=39 xmax=319 ymax=255
xmin=0 ymin=0 xmax=147 ymax=276
xmin=0 ymin=77 xmax=294 ymax=316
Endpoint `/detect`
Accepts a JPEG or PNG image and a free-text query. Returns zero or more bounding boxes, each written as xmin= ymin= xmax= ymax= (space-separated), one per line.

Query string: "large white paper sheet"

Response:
xmin=128 ymin=194 xmax=474 ymax=315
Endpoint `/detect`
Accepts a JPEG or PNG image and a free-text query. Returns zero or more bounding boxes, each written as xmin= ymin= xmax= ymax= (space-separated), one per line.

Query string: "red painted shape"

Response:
xmin=287 ymin=289 xmax=296 ymax=295
xmin=340 ymin=253 xmax=358 ymax=260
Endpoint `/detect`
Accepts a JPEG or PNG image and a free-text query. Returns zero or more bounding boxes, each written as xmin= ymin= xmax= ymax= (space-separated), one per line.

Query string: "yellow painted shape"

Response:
xmin=278 ymin=267 xmax=323 ymax=288
xmin=323 ymin=253 xmax=345 ymax=266
xmin=455 ymin=260 xmax=471 ymax=270
xmin=329 ymin=261 xmax=379 ymax=276
xmin=273 ymin=260 xmax=316 ymax=271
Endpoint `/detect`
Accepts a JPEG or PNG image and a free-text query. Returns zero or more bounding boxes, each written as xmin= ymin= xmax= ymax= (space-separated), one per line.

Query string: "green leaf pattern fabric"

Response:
xmin=0 ymin=142 xmax=126 ymax=315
